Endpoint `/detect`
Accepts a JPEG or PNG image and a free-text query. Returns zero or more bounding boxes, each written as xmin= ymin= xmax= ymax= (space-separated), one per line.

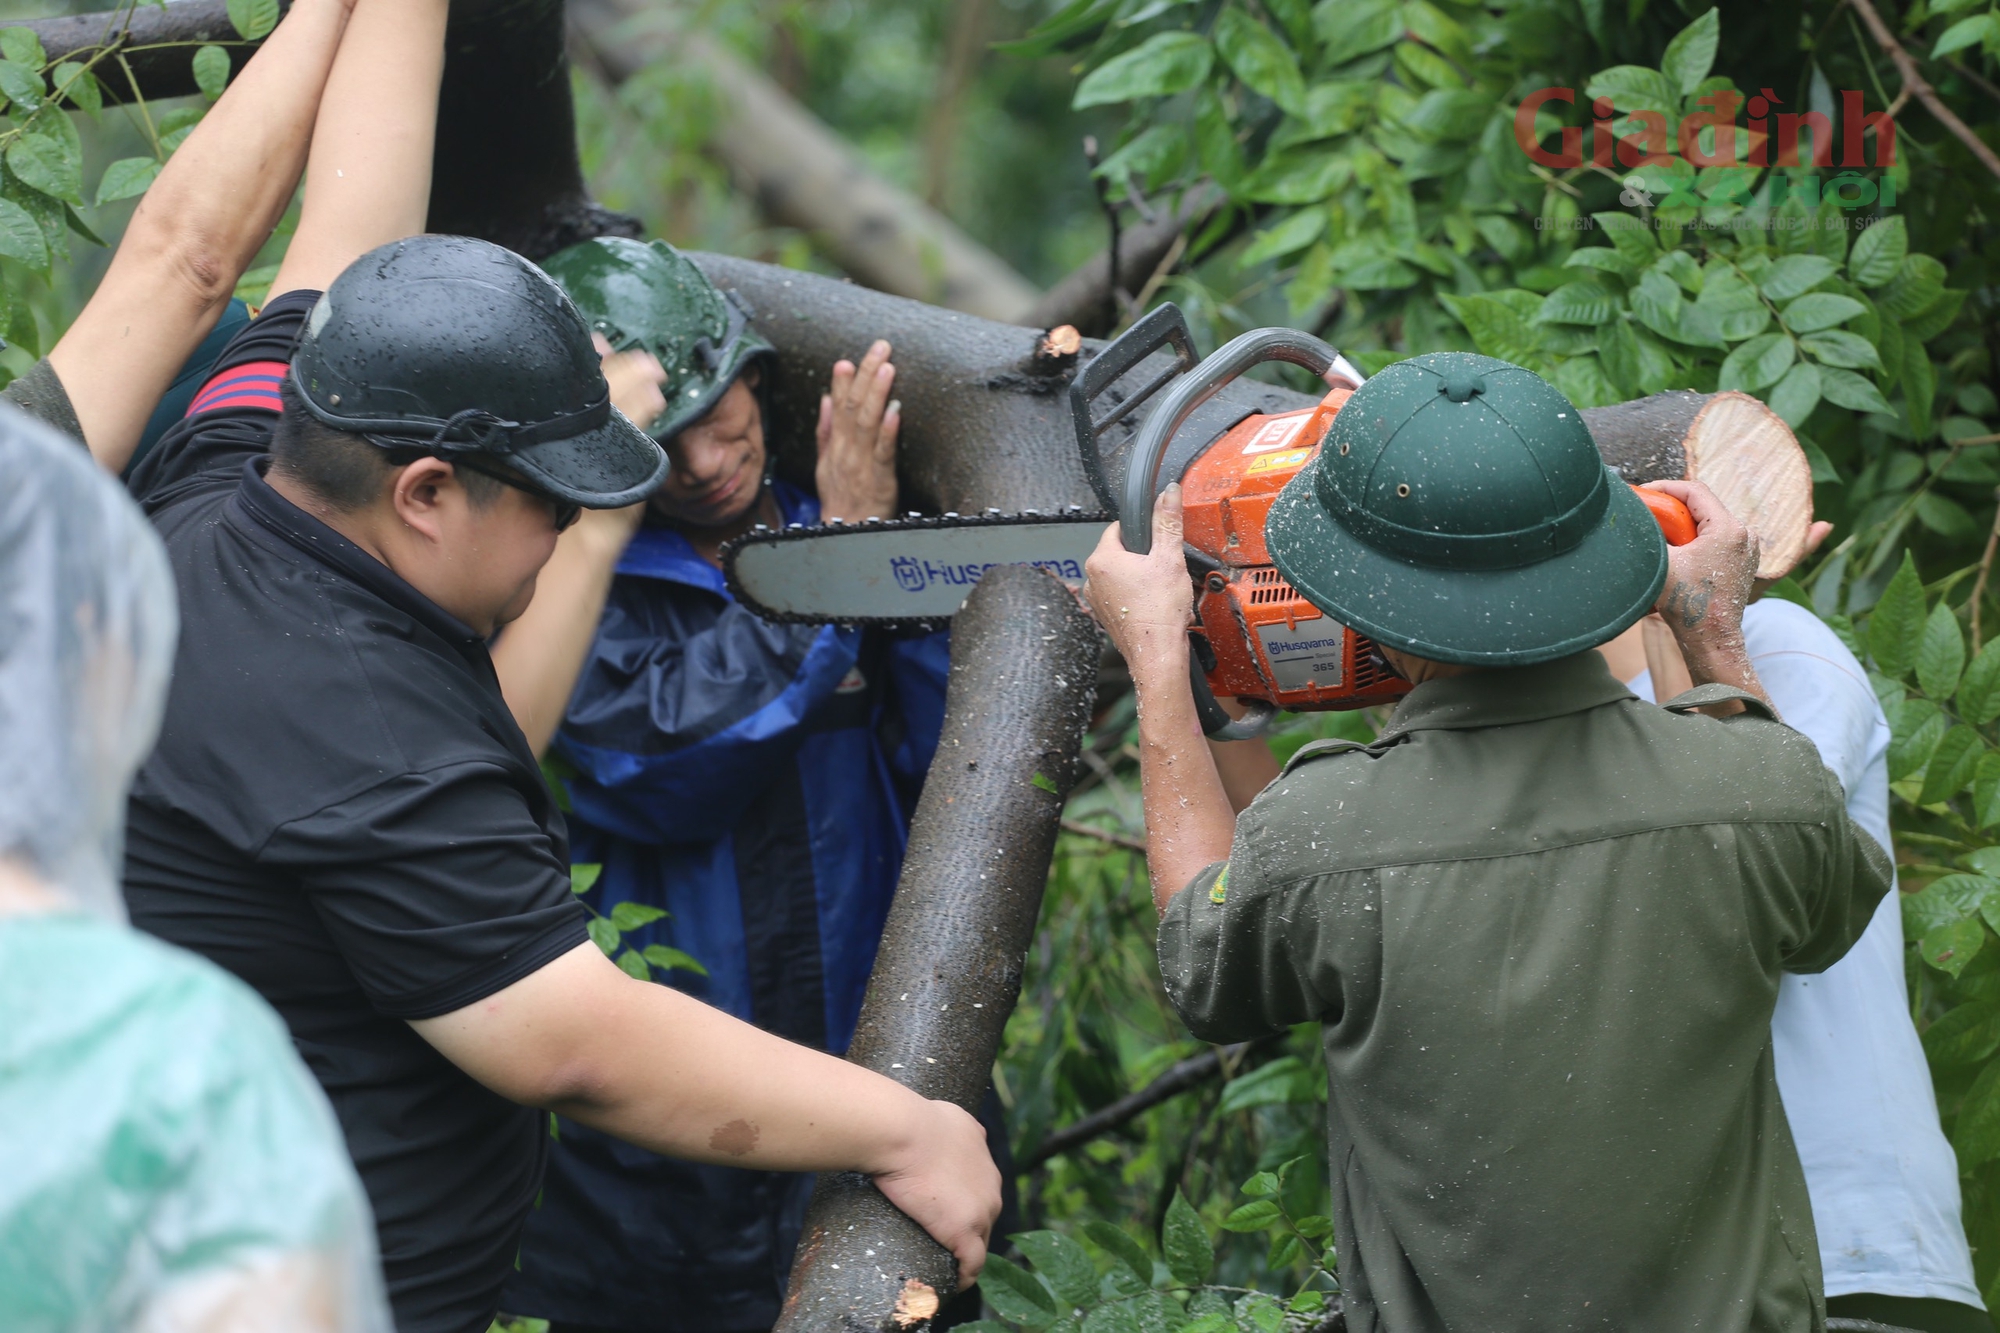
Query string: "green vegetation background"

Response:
xmin=7 ymin=0 xmax=2000 ymax=1326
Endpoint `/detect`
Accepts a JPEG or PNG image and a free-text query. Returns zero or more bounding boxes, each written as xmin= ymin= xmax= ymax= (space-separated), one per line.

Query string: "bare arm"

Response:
xmin=265 ymin=0 xmax=449 ymax=299
xmin=493 ymin=343 xmax=666 ymax=754
xmin=411 ymin=941 xmax=1000 ymax=1284
xmin=1082 ymin=485 xmax=1236 ymax=913
xmin=1643 ymin=478 xmax=1773 ymax=716
xmin=49 ymin=0 xmax=355 ymax=473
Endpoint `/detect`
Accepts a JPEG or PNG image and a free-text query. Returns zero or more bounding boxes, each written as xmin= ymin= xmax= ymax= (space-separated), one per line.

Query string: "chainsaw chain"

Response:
xmin=719 ymin=506 xmax=1112 ymax=629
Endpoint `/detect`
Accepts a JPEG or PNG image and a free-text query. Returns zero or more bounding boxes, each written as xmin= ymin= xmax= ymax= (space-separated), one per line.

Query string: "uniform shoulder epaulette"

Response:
xmin=1279 ymin=733 xmax=1402 ymax=776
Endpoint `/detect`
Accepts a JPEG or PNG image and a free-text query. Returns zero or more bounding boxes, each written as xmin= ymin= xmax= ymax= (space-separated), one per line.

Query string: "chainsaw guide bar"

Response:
xmin=720 ymin=508 xmax=1112 ymax=627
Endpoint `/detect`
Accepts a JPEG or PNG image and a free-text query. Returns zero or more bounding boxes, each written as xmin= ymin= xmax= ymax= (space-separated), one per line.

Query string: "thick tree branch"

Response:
xmin=15 ymin=0 xmax=260 ymax=105
xmin=569 ymin=0 xmax=1042 ymax=322
xmin=1845 ymin=0 xmax=2000 ymax=186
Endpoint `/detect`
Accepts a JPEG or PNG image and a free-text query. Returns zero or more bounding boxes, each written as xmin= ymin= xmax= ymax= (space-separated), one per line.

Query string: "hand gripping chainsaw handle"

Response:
xmin=1122 ymin=327 xmax=1357 ymax=742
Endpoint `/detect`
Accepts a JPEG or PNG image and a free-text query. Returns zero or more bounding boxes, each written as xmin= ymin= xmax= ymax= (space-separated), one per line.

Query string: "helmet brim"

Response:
xmin=1266 ymin=465 xmax=1669 ymax=667
xmin=504 ymin=405 xmax=669 ymax=509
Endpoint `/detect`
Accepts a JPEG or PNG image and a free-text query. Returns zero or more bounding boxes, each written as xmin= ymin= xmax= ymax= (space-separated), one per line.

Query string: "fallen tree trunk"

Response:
xmin=775 ymin=564 xmax=1100 ymax=1332
xmin=570 ymin=0 xmax=1043 ymax=322
xmin=1583 ymin=389 xmax=1813 ymax=579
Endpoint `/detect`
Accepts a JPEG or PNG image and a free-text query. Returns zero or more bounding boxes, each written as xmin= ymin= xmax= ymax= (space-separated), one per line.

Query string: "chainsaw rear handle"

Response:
xmin=1121 ymin=327 xmax=1349 ymax=555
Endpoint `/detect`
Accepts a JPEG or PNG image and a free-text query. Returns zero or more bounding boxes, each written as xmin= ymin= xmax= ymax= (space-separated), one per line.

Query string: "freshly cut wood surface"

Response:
xmin=1584 ymin=389 xmax=1813 ymax=580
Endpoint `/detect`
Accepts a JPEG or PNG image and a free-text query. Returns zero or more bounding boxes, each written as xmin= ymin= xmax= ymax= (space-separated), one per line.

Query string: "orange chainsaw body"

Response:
xmin=1180 ymin=387 xmax=1414 ymax=715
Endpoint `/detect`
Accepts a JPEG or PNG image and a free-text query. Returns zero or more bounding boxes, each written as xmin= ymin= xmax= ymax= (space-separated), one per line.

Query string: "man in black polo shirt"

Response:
xmin=114 ymin=3 xmax=1000 ymax=1330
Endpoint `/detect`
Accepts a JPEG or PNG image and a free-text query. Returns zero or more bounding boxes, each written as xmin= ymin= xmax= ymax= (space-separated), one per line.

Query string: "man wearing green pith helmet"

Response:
xmin=489 ymin=237 xmax=1004 ymax=1333
xmin=1083 ymin=351 xmax=1894 ymax=1332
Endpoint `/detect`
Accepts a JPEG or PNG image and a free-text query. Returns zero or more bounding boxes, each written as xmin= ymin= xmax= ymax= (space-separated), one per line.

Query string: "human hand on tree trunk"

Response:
xmin=815 ymin=339 xmax=900 ymax=522
xmin=1643 ymin=478 xmax=1773 ymax=717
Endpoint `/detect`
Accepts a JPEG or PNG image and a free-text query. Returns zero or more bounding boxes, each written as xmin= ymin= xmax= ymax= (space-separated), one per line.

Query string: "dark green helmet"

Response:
xmin=1265 ymin=351 xmax=1665 ymax=667
xmin=538 ymin=237 xmax=775 ymax=440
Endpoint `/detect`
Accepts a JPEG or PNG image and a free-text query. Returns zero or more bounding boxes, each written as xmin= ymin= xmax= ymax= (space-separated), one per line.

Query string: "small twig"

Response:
xmin=1082 ymin=134 xmax=1125 ymax=326
xmin=1528 ymin=160 xmax=1584 ymax=198
xmin=1970 ymin=486 xmax=2000 ymax=650
xmin=1018 ymin=1037 xmax=1281 ymax=1171
xmin=1845 ymin=0 xmax=2000 ymax=186
xmin=1060 ymin=817 xmax=1147 ymax=853
xmin=1126 ymin=230 xmax=1186 ymax=315
xmin=1947 ymin=57 xmax=2000 ymax=109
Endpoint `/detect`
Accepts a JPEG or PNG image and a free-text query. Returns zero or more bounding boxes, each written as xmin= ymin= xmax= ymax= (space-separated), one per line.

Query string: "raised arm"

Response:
xmin=47 ymin=0 xmax=355 ymax=473
xmin=265 ymin=0 xmax=449 ymax=299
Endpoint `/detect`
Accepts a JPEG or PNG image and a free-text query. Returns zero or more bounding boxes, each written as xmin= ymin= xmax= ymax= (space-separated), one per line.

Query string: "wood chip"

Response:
xmin=891 ymin=1277 xmax=940 ymax=1327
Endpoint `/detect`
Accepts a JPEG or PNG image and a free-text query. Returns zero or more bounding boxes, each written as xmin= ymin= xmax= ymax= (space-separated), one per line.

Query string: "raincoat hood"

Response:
xmin=0 ymin=403 xmax=177 ymax=920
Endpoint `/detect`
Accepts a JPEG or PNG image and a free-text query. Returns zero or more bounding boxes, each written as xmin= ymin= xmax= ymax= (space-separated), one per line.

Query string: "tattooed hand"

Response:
xmin=1641 ymin=478 xmax=1773 ymax=716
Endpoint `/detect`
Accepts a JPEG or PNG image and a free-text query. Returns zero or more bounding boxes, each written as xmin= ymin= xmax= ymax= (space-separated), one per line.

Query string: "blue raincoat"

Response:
xmin=502 ymin=481 xmax=950 ymax=1331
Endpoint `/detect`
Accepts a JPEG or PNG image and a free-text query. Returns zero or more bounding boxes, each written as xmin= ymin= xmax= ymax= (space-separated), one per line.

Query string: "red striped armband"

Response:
xmin=186 ymin=360 xmax=289 ymax=417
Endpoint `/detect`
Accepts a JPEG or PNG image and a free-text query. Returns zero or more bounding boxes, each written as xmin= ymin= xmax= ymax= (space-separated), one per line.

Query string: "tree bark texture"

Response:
xmin=570 ymin=0 xmax=1043 ymax=321
xmin=774 ymin=564 xmax=1101 ymax=1333
xmin=1583 ymin=389 xmax=1813 ymax=579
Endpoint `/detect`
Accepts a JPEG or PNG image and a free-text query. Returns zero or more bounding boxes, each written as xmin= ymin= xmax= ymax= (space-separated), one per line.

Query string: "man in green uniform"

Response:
xmin=1081 ymin=352 xmax=1894 ymax=1333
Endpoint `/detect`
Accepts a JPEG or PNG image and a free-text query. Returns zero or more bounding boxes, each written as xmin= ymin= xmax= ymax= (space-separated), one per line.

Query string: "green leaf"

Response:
xmin=1439 ymin=292 xmax=1541 ymax=363
xmin=1889 ymin=699 xmax=1948 ymax=780
xmin=1218 ymin=1055 xmax=1324 ymax=1112
xmin=192 ymin=44 xmax=230 ymax=100
xmin=1869 ymin=552 xmax=1927 ymax=679
xmin=1931 ymin=12 xmax=2000 ymax=58
xmin=1767 ymin=361 xmax=1822 ymax=427
xmin=0 ymin=195 xmax=49 ymax=273
xmin=1972 ymin=753 xmax=2000 ymax=827
xmin=981 ymin=1253 xmax=1058 ymax=1325
xmin=1904 ymin=289 xmax=1967 ymax=342
xmin=1313 ymin=0 xmax=1404 ymax=67
xmin=1848 ymin=216 xmax=1908 ymax=287
xmin=0 ymin=27 xmax=44 ymax=70
xmin=62 ymin=202 xmax=100 ymax=249
xmin=1918 ymin=602 xmax=1969 ymax=700
xmin=0 ymin=58 xmax=43 ymax=113
xmin=1536 ymin=283 xmax=1619 ymax=326
xmin=1781 ymin=292 xmax=1867 ymax=334
xmin=1552 ymin=355 xmax=1620 ymax=409
xmin=1564 ymin=247 xmax=1636 ymax=279
xmin=586 ymin=916 xmax=620 ymax=956
xmin=1594 ymin=211 xmax=1657 ymax=267
xmin=1719 ymin=333 xmax=1796 ymax=393
xmin=1081 ymin=1303 xmax=1138 ymax=1333
xmin=1240 ymin=1170 xmax=1281 ymax=1198
xmin=1213 ymin=9 xmax=1305 ymax=115
xmin=1905 ymin=873 xmax=2000 ymax=935
xmin=613 ymin=947 xmax=649 ymax=980
xmin=1030 ymin=770 xmax=1061 ymax=795
xmin=1799 ymin=330 xmax=1881 ymax=371
xmin=94 ymin=156 xmax=160 ymax=206
xmin=1404 ymin=89 xmax=1492 ymax=141
xmin=1661 ymin=9 xmax=1720 ymax=95
xmin=1240 ymin=152 xmax=1350 ymax=204
xmin=1955 ymin=1056 xmax=2000 ymax=1167
xmin=570 ymin=862 xmax=603 ymax=895
xmin=1905 ymin=343 xmax=1938 ymax=441
xmin=1079 ymin=1220 xmax=1152 ymax=1283
xmin=1221 ymin=1200 xmax=1284 ymax=1232
xmin=640 ymin=943 xmax=707 ymax=975
xmin=1239 ymin=208 xmax=1326 ymax=265
xmin=1958 ymin=639 xmax=2000 ymax=724
xmin=1584 ymin=64 xmax=1679 ymax=117
xmin=228 ymin=0 xmax=281 ymax=41
xmin=1817 ymin=366 xmax=1891 ymax=415
xmin=1013 ymin=1230 xmax=1099 ymax=1307
xmin=1923 ymin=1000 xmax=2000 ymax=1066
xmin=1917 ymin=491 xmax=1977 ymax=542
xmin=1073 ymin=32 xmax=1213 ymax=108
xmin=6 ymin=131 xmax=79 ymax=205
xmin=50 ymin=62 xmax=98 ymax=117
xmin=1161 ymin=1190 xmax=1214 ymax=1286
xmin=1924 ymin=917 xmax=1987 ymax=977
xmin=1920 ymin=725 xmax=1984 ymax=805
xmin=1760 ymin=254 xmax=1838 ymax=303
xmin=1267 ymin=1231 xmax=1306 ymax=1270
xmin=609 ymin=900 xmax=667 ymax=931
xmin=1879 ymin=254 xmax=1947 ymax=320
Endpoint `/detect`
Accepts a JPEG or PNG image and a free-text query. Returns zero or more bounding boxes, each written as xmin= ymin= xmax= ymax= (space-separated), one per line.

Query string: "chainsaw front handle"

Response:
xmin=1120 ymin=326 xmax=1349 ymax=555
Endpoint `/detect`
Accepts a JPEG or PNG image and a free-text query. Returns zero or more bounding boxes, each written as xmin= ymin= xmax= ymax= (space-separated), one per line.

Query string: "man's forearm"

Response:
xmin=52 ymin=0 xmax=353 ymax=471
xmin=1127 ymin=635 xmax=1236 ymax=914
xmin=492 ymin=524 xmax=626 ymax=756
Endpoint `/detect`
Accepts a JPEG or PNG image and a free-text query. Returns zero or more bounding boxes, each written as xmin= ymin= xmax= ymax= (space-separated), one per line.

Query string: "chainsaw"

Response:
xmin=721 ymin=304 xmax=1695 ymax=741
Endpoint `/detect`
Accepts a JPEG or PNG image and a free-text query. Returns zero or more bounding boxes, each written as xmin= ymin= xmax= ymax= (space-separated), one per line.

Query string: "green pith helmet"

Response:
xmin=1265 ymin=351 xmax=1666 ymax=667
xmin=537 ymin=236 xmax=775 ymax=440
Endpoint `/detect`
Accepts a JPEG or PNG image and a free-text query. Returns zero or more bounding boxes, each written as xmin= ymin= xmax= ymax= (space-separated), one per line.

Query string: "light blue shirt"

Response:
xmin=1633 ymin=597 xmax=1981 ymax=1306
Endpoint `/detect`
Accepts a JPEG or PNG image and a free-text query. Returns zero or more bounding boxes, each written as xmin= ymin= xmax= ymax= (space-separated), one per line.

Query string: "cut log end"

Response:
xmin=1583 ymin=389 xmax=1814 ymax=581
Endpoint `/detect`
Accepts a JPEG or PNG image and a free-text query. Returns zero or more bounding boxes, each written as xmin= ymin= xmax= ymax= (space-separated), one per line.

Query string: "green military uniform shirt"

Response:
xmin=1159 ymin=652 xmax=1894 ymax=1333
